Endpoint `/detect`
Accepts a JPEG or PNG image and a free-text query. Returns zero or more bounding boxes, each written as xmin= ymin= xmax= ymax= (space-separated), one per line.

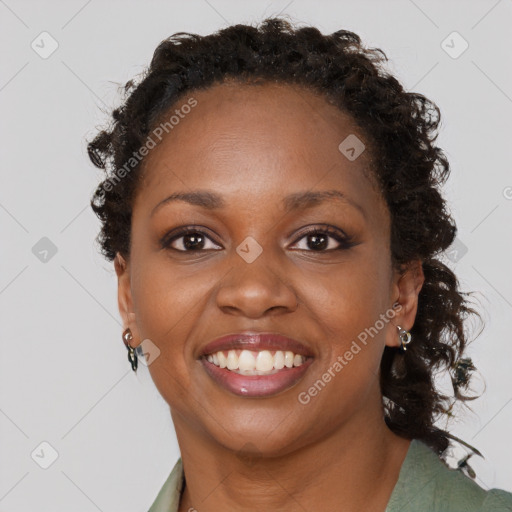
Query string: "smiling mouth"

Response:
xmin=203 ymin=349 xmax=309 ymax=376
xmin=200 ymin=349 xmax=314 ymax=398
xmin=198 ymin=332 xmax=314 ymax=397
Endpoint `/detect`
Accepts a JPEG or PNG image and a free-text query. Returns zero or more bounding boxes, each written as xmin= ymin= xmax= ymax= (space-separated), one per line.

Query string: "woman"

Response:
xmin=87 ymin=18 xmax=512 ymax=512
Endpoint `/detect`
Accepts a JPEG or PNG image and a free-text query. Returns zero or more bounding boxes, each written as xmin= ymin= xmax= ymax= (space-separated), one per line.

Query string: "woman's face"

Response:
xmin=116 ymin=82 xmax=422 ymax=455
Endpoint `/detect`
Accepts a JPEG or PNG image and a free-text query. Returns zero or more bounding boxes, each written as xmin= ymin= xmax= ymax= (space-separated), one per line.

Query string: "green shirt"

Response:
xmin=147 ymin=439 xmax=512 ymax=511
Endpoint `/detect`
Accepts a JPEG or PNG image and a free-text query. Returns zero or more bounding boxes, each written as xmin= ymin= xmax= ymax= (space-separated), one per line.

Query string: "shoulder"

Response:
xmin=481 ymin=489 xmax=512 ymax=512
xmin=429 ymin=457 xmax=512 ymax=512
xmin=147 ymin=458 xmax=184 ymax=512
xmin=386 ymin=439 xmax=512 ymax=512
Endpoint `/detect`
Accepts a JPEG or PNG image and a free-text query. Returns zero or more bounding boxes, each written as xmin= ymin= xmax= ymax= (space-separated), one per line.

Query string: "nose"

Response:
xmin=215 ymin=251 xmax=299 ymax=318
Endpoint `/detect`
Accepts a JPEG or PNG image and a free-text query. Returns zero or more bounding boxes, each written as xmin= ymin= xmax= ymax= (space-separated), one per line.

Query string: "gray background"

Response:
xmin=1 ymin=0 xmax=511 ymax=510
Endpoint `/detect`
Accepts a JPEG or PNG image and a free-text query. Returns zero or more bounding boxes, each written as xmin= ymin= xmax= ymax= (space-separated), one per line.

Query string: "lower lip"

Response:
xmin=201 ymin=358 xmax=313 ymax=397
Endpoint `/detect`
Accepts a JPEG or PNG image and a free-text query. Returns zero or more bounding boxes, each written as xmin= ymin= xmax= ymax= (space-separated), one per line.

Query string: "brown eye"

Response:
xmin=291 ymin=226 xmax=355 ymax=252
xmin=161 ymin=227 xmax=222 ymax=252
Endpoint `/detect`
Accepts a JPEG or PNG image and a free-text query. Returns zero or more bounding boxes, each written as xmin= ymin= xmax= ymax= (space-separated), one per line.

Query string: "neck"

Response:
xmin=172 ymin=402 xmax=411 ymax=512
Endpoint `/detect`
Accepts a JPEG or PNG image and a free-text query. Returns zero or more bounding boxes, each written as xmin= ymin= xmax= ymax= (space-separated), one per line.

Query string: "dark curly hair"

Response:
xmin=87 ymin=17 xmax=482 ymax=460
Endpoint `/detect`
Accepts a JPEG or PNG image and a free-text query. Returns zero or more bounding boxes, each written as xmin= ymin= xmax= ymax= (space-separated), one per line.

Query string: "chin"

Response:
xmin=202 ymin=411 xmax=313 ymax=459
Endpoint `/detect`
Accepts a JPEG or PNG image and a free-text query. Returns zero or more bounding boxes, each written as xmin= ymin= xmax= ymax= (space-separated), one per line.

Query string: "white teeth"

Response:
xmin=284 ymin=351 xmax=294 ymax=368
xmin=256 ymin=350 xmax=274 ymax=372
xmin=274 ymin=350 xmax=285 ymax=370
xmin=238 ymin=350 xmax=256 ymax=372
xmin=205 ymin=349 xmax=307 ymax=372
xmin=226 ymin=350 xmax=238 ymax=370
xmin=217 ymin=351 xmax=227 ymax=368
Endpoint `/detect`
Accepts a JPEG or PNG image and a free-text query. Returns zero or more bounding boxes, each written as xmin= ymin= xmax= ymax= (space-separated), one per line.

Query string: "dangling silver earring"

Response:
xmin=397 ymin=325 xmax=412 ymax=352
xmin=123 ymin=328 xmax=138 ymax=372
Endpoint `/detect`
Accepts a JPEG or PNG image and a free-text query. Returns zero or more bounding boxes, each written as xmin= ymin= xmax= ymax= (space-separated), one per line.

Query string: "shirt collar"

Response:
xmin=147 ymin=439 xmax=441 ymax=511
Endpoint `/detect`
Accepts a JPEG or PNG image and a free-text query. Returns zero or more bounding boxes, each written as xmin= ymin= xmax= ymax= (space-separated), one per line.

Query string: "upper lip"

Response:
xmin=199 ymin=332 xmax=314 ymax=358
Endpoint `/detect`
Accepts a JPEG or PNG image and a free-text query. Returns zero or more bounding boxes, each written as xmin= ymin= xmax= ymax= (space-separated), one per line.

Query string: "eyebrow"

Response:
xmin=151 ymin=189 xmax=365 ymax=217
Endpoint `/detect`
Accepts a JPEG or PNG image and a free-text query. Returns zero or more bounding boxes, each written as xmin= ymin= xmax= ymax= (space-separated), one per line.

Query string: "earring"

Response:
xmin=123 ymin=328 xmax=138 ymax=372
xmin=396 ymin=325 xmax=412 ymax=352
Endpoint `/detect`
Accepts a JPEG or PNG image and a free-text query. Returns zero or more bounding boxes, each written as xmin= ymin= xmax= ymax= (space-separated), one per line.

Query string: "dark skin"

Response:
xmin=115 ymin=82 xmax=425 ymax=511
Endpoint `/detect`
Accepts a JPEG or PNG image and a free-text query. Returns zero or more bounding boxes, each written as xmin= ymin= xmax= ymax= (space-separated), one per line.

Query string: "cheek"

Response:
xmin=296 ymin=272 xmax=389 ymax=419
xmin=130 ymin=261 xmax=201 ymax=406
xmin=297 ymin=251 xmax=392 ymax=338
xmin=295 ymin=253 xmax=392 ymax=397
xmin=129 ymin=253 xmax=227 ymax=394
xmin=131 ymin=255 xmax=210 ymax=335
xmin=128 ymin=258 xmax=196 ymax=385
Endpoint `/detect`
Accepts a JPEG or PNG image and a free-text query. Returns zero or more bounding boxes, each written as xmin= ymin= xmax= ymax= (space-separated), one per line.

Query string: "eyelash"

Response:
xmin=160 ymin=225 xmax=355 ymax=253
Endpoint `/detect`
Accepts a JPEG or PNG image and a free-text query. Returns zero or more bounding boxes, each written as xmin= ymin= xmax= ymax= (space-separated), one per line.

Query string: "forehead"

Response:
xmin=147 ymin=81 xmax=368 ymax=157
xmin=136 ymin=81 xmax=385 ymax=219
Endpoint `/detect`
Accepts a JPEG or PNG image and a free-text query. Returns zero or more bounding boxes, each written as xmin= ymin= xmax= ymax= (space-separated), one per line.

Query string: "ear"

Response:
xmin=114 ymin=252 xmax=142 ymax=348
xmin=385 ymin=259 xmax=425 ymax=349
